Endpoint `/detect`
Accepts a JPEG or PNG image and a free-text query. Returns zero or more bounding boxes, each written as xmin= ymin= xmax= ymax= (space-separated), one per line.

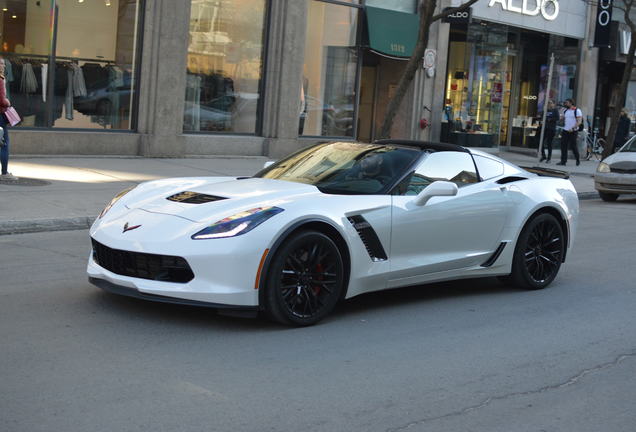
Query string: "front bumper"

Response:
xmin=89 ymin=277 xmax=258 ymax=315
xmin=594 ymin=172 xmax=636 ymax=194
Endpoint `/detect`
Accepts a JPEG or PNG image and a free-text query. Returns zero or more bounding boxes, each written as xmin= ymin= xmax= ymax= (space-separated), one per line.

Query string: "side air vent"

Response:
xmin=481 ymin=242 xmax=507 ymax=267
xmin=167 ymin=191 xmax=227 ymax=204
xmin=347 ymin=215 xmax=388 ymax=262
xmin=496 ymin=176 xmax=528 ymax=185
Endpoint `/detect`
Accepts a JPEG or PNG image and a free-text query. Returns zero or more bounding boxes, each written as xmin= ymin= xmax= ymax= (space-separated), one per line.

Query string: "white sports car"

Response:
xmin=88 ymin=140 xmax=579 ymax=326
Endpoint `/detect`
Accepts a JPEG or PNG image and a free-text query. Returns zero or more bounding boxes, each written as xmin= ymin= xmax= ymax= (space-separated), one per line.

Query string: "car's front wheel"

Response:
xmin=599 ymin=191 xmax=619 ymax=202
xmin=265 ymin=230 xmax=344 ymax=326
xmin=508 ymin=213 xmax=565 ymax=290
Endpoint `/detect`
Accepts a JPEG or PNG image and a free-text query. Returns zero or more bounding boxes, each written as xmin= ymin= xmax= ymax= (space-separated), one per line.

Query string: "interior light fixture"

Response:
xmin=2 ymin=8 xmax=8 ymax=12
xmin=105 ymin=0 xmax=111 ymax=5
xmin=78 ymin=0 xmax=84 ymax=3
xmin=11 ymin=15 xmax=16 ymax=19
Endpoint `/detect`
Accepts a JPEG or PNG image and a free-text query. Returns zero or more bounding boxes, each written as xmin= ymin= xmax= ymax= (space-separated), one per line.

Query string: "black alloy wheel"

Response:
xmin=265 ymin=230 xmax=344 ymax=326
xmin=509 ymin=213 xmax=564 ymax=290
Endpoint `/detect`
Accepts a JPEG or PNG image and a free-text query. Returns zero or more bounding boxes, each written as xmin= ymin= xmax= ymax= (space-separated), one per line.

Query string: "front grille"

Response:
xmin=610 ymin=167 xmax=636 ymax=174
xmin=91 ymin=239 xmax=194 ymax=283
xmin=599 ymin=183 xmax=636 ymax=191
xmin=167 ymin=191 xmax=227 ymax=204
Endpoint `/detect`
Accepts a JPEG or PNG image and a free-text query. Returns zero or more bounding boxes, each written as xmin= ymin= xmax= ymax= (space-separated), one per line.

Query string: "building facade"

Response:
xmin=4 ymin=0 xmax=607 ymax=157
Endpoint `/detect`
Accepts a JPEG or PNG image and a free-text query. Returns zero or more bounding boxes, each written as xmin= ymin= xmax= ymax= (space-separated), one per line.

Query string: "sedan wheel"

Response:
xmin=509 ymin=213 xmax=564 ymax=290
xmin=265 ymin=230 xmax=344 ymax=326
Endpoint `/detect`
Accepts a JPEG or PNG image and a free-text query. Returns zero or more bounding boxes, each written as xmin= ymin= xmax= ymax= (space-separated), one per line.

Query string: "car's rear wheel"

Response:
xmin=265 ymin=230 xmax=344 ymax=326
xmin=599 ymin=191 xmax=619 ymax=202
xmin=509 ymin=213 xmax=564 ymax=290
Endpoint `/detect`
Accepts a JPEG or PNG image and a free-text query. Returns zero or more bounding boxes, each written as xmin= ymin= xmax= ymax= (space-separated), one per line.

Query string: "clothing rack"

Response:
xmin=0 ymin=52 xmax=116 ymax=64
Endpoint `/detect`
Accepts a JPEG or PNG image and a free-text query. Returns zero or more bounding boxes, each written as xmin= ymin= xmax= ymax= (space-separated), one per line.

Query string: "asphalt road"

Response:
xmin=1 ymin=199 xmax=635 ymax=432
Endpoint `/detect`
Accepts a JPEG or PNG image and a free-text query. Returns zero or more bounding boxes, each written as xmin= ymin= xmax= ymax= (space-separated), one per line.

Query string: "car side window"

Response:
xmin=400 ymin=151 xmax=478 ymax=195
xmin=473 ymin=155 xmax=504 ymax=180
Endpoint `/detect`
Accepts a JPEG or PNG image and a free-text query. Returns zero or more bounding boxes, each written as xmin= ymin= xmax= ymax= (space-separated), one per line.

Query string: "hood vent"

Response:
xmin=166 ymin=191 xmax=228 ymax=204
xmin=347 ymin=215 xmax=388 ymax=262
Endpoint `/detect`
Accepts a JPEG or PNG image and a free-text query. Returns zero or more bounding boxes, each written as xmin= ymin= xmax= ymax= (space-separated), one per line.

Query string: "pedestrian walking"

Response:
xmin=614 ymin=108 xmax=631 ymax=152
xmin=0 ymin=58 xmax=16 ymax=181
xmin=556 ymin=98 xmax=582 ymax=166
xmin=540 ymin=99 xmax=559 ymax=163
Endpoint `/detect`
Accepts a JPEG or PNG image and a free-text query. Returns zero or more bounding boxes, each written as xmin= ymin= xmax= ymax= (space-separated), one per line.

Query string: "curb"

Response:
xmin=0 ymin=216 xmax=95 ymax=236
xmin=0 ymin=191 xmax=599 ymax=236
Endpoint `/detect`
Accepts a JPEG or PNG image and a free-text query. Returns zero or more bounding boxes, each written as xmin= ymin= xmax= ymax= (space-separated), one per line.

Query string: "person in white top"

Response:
xmin=557 ymin=98 xmax=582 ymax=166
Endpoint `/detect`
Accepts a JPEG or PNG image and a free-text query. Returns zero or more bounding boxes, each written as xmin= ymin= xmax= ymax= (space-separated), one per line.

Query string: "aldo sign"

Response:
xmin=488 ymin=0 xmax=559 ymax=21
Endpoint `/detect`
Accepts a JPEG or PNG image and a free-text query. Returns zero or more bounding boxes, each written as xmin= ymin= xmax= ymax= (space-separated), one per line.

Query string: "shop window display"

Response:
xmin=184 ymin=0 xmax=266 ymax=134
xmin=0 ymin=0 xmax=141 ymax=130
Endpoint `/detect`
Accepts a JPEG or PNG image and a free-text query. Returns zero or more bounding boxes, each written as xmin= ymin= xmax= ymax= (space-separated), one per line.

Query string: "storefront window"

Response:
xmin=300 ymin=1 xmax=358 ymax=138
xmin=0 ymin=0 xmax=141 ymax=130
xmin=442 ymin=22 xmax=510 ymax=147
xmin=184 ymin=0 xmax=266 ymax=134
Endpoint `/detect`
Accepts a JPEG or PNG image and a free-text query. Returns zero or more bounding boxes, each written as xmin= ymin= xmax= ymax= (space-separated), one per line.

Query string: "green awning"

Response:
xmin=365 ymin=6 xmax=419 ymax=58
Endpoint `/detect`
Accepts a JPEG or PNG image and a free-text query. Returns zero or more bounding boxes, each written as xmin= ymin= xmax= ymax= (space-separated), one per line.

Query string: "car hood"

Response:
xmin=603 ymin=152 xmax=636 ymax=167
xmin=124 ymin=177 xmax=320 ymax=223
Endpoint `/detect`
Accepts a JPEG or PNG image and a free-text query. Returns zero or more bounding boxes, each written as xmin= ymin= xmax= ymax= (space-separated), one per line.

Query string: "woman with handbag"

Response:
xmin=0 ymin=58 xmax=16 ymax=180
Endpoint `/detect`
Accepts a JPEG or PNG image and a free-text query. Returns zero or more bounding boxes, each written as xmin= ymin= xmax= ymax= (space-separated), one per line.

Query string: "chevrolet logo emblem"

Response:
xmin=123 ymin=222 xmax=141 ymax=233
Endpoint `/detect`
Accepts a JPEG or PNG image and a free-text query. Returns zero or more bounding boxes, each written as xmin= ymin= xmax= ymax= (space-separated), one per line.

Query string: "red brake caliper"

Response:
xmin=313 ymin=263 xmax=323 ymax=295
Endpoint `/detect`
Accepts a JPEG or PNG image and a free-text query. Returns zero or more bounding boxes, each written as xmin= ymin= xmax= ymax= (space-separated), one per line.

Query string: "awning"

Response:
xmin=365 ymin=6 xmax=419 ymax=58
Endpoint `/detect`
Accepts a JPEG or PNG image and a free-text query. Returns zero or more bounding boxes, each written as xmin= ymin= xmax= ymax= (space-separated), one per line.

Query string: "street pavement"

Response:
xmin=0 ymin=149 xmax=599 ymax=235
xmin=1 ymin=199 xmax=635 ymax=431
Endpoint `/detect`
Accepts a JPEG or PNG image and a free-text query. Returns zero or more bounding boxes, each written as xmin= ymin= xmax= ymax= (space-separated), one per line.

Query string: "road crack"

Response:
xmin=387 ymin=350 xmax=636 ymax=432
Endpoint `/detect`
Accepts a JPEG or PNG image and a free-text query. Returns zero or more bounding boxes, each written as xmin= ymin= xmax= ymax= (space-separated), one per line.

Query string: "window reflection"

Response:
xmin=184 ymin=0 xmax=265 ymax=134
xmin=0 ymin=0 xmax=140 ymax=130
xmin=300 ymin=1 xmax=358 ymax=138
xmin=403 ymin=152 xmax=478 ymax=195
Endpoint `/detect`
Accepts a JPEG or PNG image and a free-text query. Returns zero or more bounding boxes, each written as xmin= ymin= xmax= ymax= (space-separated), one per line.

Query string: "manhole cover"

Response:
xmin=0 ymin=177 xmax=51 ymax=186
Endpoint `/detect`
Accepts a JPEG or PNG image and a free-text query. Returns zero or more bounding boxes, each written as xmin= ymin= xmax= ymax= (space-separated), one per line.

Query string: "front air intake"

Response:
xmin=167 ymin=191 xmax=227 ymax=204
xmin=91 ymin=239 xmax=194 ymax=283
xmin=347 ymin=215 xmax=388 ymax=262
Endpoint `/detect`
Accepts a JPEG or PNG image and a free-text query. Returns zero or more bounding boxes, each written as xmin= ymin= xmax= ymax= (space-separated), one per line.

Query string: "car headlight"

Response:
xmin=597 ymin=162 xmax=610 ymax=173
xmin=99 ymin=186 xmax=136 ymax=218
xmin=191 ymin=206 xmax=284 ymax=239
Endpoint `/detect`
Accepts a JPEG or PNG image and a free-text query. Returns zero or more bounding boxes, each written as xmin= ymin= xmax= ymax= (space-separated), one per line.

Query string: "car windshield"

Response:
xmin=619 ymin=136 xmax=636 ymax=152
xmin=254 ymin=142 xmax=421 ymax=194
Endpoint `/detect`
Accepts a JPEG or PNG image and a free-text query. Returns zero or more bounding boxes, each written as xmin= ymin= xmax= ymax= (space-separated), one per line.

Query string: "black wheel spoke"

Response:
xmin=523 ymin=218 xmax=564 ymax=283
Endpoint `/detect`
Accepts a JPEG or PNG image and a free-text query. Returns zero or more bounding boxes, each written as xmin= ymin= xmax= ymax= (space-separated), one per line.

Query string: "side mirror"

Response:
xmin=263 ymin=160 xmax=275 ymax=169
xmin=413 ymin=181 xmax=458 ymax=206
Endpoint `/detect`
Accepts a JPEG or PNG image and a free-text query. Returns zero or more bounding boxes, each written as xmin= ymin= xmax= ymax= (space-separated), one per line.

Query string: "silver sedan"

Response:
xmin=595 ymin=136 xmax=636 ymax=201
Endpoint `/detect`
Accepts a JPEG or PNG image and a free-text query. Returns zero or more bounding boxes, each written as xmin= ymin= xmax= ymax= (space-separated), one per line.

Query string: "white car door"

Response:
xmin=388 ymin=151 xmax=513 ymax=286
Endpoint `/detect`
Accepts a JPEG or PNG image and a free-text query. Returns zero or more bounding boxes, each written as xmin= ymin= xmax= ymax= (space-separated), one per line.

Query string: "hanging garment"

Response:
xmin=20 ymin=63 xmax=38 ymax=94
xmin=71 ymin=64 xmax=87 ymax=97
xmin=4 ymin=59 xmax=13 ymax=100
xmin=42 ymin=64 xmax=48 ymax=102
xmin=65 ymin=68 xmax=74 ymax=120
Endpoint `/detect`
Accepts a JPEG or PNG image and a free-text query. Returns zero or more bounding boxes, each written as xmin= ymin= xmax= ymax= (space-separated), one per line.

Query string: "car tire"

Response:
xmin=599 ymin=192 xmax=619 ymax=202
xmin=264 ymin=230 xmax=344 ymax=326
xmin=508 ymin=213 xmax=565 ymax=290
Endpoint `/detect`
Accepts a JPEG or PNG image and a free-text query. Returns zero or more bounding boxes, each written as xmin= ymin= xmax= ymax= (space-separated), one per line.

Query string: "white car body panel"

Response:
xmin=88 ymin=144 xmax=579 ymax=312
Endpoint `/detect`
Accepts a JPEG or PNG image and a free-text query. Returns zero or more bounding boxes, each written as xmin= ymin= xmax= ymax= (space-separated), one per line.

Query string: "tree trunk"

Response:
xmin=603 ymin=11 xmax=636 ymax=158
xmin=378 ymin=0 xmax=436 ymax=140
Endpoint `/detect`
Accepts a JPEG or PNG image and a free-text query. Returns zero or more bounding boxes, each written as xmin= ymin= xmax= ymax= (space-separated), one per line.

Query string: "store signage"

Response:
xmin=593 ymin=0 xmax=613 ymax=47
xmin=442 ymin=7 xmax=472 ymax=24
xmin=620 ymin=29 xmax=631 ymax=55
xmin=488 ymin=0 xmax=559 ymax=21
xmin=523 ymin=95 xmax=538 ymax=100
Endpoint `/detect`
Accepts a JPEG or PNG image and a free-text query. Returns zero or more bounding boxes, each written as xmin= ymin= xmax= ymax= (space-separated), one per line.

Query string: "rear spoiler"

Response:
xmin=520 ymin=166 xmax=570 ymax=179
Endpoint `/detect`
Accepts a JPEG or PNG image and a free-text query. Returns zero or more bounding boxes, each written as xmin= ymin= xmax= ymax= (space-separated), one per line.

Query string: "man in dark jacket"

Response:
xmin=540 ymin=100 xmax=559 ymax=163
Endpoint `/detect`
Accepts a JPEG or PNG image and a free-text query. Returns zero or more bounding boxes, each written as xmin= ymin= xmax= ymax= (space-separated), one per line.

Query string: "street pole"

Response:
xmin=538 ymin=53 xmax=555 ymax=162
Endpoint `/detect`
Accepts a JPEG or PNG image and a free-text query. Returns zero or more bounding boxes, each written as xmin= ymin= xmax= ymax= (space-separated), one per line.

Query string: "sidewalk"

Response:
xmin=0 ymin=150 xmax=598 ymax=235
